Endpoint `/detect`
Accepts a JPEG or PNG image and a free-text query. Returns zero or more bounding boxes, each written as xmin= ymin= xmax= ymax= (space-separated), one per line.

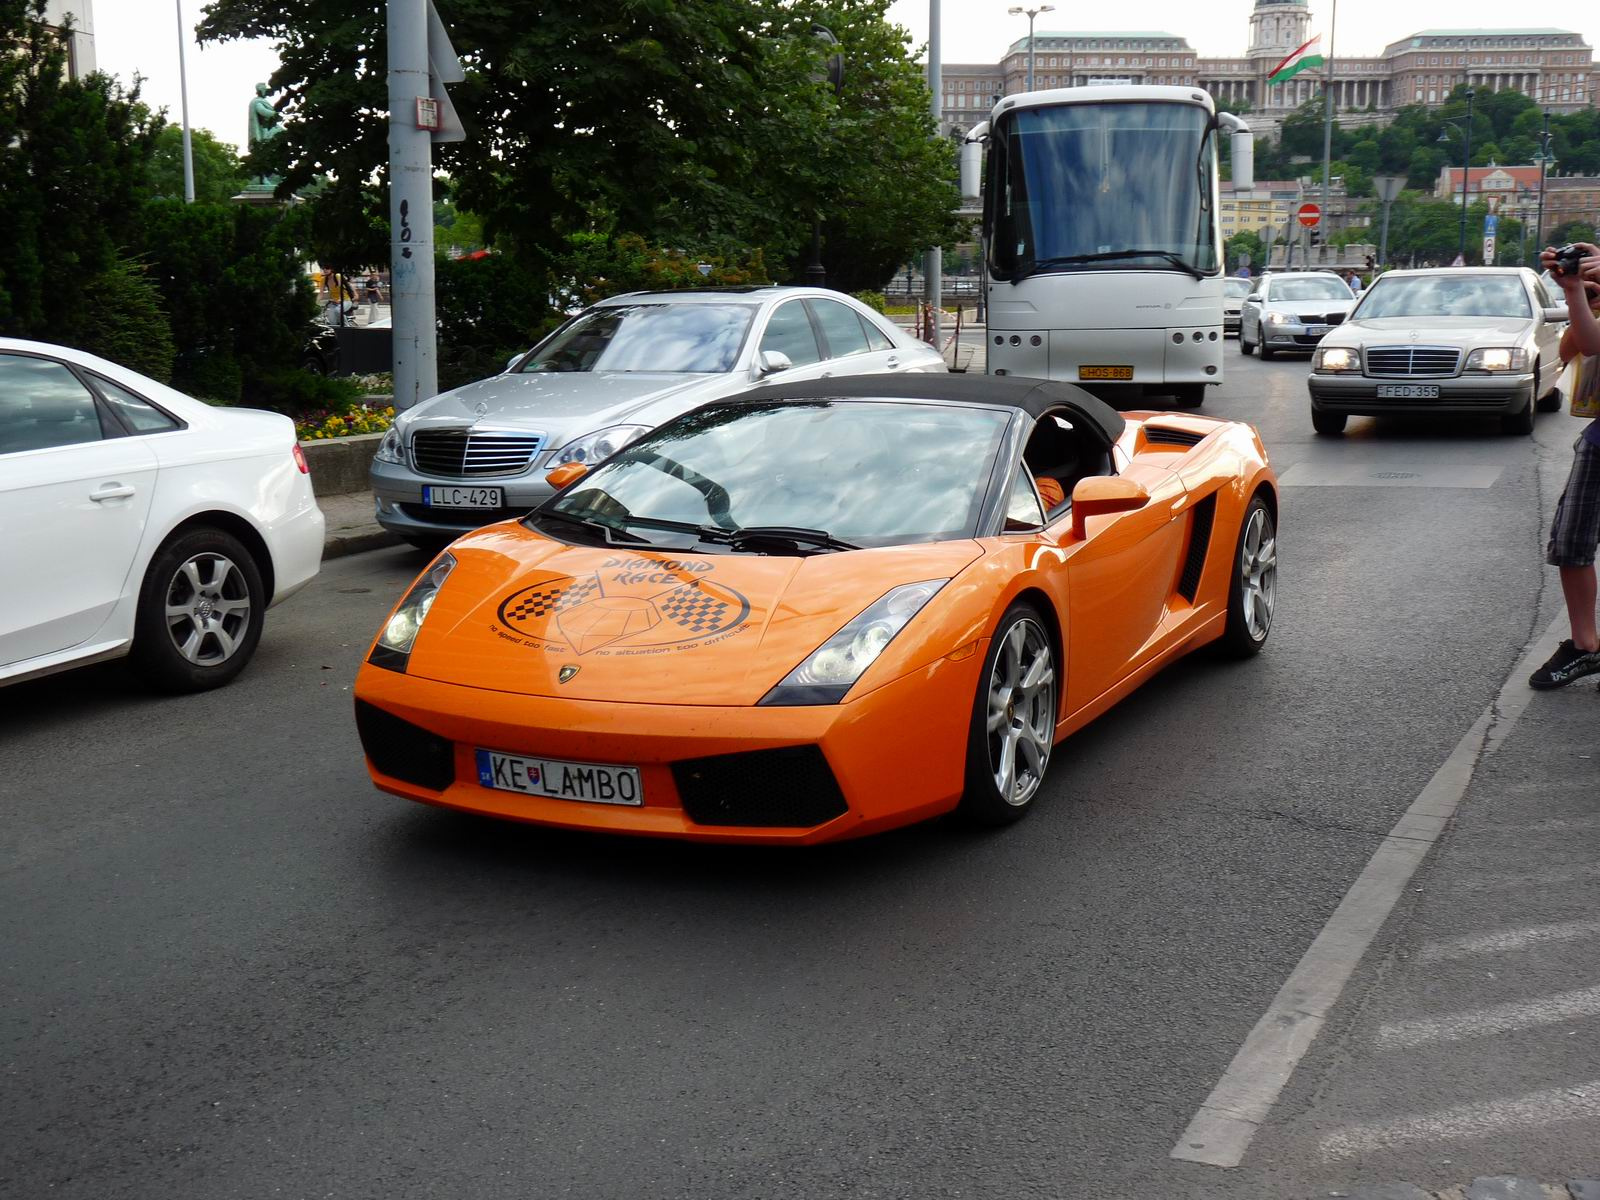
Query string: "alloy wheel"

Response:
xmin=164 ymin=553 xmax=253 ymax=666
xmin=985 ymin=618 xmax=1056 ymax=807
xmin=1240 ymin=507 xmax=1277 ymax=641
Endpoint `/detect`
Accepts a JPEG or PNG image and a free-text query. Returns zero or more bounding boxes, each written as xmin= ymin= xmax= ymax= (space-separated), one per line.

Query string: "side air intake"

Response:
xmin=1144 ymin=425 xmax=1206 ymax=448
xmin=1177 ymin=493 xmax=1218 ymax=602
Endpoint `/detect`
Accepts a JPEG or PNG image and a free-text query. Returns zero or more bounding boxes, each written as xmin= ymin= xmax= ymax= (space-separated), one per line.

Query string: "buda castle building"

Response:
xmin=936 ymin=0 xmax=1595 ymax=136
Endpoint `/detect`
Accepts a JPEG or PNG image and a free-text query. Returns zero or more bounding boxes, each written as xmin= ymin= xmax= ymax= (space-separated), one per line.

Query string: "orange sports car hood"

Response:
xmin=401 ymin=523 xmax=986 ymax=705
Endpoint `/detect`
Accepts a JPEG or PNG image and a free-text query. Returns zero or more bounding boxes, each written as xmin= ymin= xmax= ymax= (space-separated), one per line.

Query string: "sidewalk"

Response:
xmin=319 ymin=491 xmax=401 ymax=560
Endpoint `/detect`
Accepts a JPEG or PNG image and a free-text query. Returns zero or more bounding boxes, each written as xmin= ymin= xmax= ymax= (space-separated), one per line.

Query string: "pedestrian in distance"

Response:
xmin=364 ymin=274 xmax=381 ymax=324
xmin=1529 ymin=241 xmax=1600 ymax=688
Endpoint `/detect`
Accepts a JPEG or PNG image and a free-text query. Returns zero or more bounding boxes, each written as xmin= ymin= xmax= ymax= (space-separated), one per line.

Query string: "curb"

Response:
xmin=324 ymin=525 xmax=404 ymax=561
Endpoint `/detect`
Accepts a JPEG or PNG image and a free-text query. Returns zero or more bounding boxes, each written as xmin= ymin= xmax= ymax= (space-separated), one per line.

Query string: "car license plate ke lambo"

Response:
xmin=1079 ymin=365 xmax=1134 ymax=381
xmin=424 ymin=485 xmax=504 ymax=509
xmin=475 ymin=749 xmax=643 ymax=806
xmin=1376 ymin=384 xmax=1440 ymax=399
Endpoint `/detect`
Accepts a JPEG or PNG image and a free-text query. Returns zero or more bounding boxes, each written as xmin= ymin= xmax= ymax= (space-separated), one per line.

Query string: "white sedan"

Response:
xmin=0 ymin=340 xmax=325 ymax=691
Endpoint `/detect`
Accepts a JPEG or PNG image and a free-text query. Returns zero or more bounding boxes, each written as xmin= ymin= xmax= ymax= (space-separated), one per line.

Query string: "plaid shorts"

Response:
xmin=1546 ymin=435 xmax=1600 ymax=568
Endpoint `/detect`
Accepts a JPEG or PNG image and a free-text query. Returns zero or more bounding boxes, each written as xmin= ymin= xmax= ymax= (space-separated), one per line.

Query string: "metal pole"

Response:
xmin=924 ymin=0 xmax=942 ymax=351
xmin=1319 ymin=0 xmax=1337 ymax=258
xmin=175 ymin=0 xmax=195 ymax=203
xmin=1379 ymin=199 xmax=1392 ymax=268
xmin=1534 ymin=109 xmax=1550 ymax=258
xmin=1457 ymin=89 xmax=1475 ymax=260
xmin=1027 ymin=12 xmax=1036 ymax=92
xmin=387 ymin=0 xmax=438 ymax=410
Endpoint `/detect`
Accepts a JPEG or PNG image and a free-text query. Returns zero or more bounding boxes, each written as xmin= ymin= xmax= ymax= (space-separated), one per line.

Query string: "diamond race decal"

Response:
xmin=495 ymin=557 xmax=751 ymax=656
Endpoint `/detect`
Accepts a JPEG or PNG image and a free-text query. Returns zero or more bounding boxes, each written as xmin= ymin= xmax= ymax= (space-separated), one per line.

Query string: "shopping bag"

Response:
xmin=1571 ymin=354 xmax=1600 ymax=419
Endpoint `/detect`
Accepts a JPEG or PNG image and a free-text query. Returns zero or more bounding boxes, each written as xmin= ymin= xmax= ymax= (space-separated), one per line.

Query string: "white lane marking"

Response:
xmin=1170 ymin=612 xmax=1572 ymax=1169
xmin=1318 ymin=1080 xmax=1600 ymax=1159
xmin=1277 ymin=463 xmax=1505 ymax=489
xmin=1376 ymin=983 xmax=1600 ymax=1049
xmin=1453 ymin=863 xmax=1600 ymax=892
xmin=1416 ymin=919 xmax=1600 ymax=963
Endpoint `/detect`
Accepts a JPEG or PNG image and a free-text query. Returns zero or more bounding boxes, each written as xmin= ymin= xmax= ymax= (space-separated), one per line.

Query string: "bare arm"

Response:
xmin=1542 ymin=242 xmax=1600 ymax=358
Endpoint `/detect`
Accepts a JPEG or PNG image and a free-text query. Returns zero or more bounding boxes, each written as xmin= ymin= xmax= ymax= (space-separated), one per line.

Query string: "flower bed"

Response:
xmin=296 ymin=399 xmax=396 ymax=441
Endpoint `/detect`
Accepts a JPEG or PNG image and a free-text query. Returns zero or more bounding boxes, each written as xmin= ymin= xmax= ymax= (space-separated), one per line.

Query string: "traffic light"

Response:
xmin=1308 ymin=227 xmax=1321 ymax=247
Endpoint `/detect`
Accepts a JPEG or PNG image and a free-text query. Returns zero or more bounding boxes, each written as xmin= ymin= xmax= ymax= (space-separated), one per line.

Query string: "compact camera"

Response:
xmin=1553 ymin=243 xmax=1586 ymax=277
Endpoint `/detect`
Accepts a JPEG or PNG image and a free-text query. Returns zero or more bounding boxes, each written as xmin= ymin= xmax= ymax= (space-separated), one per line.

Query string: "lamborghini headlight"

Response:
xmin=1316 ymin=346 xmax=1357 ymax=372
xmin=1464 ymin=347 xmax=1527 ymax=372
xmin=369 ymin=553 xmax=456 ymax=670
xmin=759 ymin=579 xmax=948 ymax=706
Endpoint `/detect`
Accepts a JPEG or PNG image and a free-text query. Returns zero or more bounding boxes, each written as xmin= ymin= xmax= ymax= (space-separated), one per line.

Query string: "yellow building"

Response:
xmin=1220 ymin=194 xmax=1295 ymax=241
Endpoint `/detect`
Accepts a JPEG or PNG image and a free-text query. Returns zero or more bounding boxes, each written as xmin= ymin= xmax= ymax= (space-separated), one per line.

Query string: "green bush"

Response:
xmin=66 ymin=256 xmax=176 ymax=383
xmin=436 ymin=252 xmax=553 ymax=392
xmin=250 ymin=368 xmax=363 ymax=416
xmin=851 ymin=290 xmax=887 ymax=313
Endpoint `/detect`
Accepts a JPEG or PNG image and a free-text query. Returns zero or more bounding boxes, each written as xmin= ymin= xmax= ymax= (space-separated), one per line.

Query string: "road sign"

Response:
xmin=1297 ymin=203 xmax=1321 ymax=228
xmin=1483 ymin=235 xmax=1497 ymax=265
xmin=1484 ymin=213 xmax=1499 ymax=237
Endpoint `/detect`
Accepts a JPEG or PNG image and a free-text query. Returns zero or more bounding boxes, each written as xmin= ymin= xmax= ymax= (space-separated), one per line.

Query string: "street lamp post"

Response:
xmin=1533 ymin=108 xmax=1553 ymax=261
xmin=1373 ymin=174 xmax=1406 ymax=270
xmin=1007 ymin=5 xmax=1055 ymax=91
xmin=1436 ymin=88 xmax=1476 ymax=261
xmin=175 ymin=0 xmax=195 ymax=203
xmin=805 ymin=26 xmax=844 ymax=288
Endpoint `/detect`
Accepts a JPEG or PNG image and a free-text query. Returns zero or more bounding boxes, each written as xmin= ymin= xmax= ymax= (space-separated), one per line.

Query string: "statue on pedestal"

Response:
xmin=243 ymin=82 xmax=284 ymax=193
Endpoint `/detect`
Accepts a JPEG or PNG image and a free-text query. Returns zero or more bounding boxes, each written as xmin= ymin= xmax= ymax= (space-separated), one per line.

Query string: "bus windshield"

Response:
xmin=987 ymin=101 xmax=1218 ymax=280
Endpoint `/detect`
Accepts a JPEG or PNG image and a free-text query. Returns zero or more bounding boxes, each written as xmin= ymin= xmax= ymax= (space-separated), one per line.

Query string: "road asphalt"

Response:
xmin=3 ymin=346 xmax=1596 ymax=1199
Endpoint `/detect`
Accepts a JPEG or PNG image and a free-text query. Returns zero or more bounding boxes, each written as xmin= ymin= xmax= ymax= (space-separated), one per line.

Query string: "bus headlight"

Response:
xmin=1464 ymin=347 xmax=1527 ymax=372
xmin=1316 ymin=347 xmax=1357 ymax=372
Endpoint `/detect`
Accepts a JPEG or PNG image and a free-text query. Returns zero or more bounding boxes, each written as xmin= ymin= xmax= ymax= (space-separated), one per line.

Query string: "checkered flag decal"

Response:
xmin=657 ymin=584 xmax=731 ymax=634
xmin=503 ymin=576 xmax=599 ymax=622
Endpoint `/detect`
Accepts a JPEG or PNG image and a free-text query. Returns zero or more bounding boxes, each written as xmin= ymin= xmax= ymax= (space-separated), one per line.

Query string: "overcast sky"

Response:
xmin=94 ymin=0 xmax=1600 ymax=153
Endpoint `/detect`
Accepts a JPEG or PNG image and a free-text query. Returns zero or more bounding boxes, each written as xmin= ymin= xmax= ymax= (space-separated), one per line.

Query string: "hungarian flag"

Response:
xmin=1269 ymin=34 xmax=1325 ymax=84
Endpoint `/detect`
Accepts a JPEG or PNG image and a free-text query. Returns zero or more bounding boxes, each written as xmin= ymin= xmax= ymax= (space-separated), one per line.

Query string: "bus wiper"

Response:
xmin=700 ymin=525 xmax=861 ymax=555
xmin=1013 ymin=249 xmax=1206 ymax=283
xmin=534 ymin=507 xmax=648 ymax=545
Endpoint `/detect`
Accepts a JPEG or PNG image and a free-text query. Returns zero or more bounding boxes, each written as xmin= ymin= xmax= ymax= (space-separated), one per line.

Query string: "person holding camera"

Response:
xmin=1530 ymin=241 xmax=1600 ymax=688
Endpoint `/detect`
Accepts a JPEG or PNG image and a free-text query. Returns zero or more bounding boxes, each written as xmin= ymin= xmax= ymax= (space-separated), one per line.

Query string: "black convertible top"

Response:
xmin=744 ymin=372 xmax=1126 ymax=445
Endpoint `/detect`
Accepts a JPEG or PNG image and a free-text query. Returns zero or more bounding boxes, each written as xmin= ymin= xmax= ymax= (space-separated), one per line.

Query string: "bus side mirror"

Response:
xmin=1230 ymin=129 xmax=1254 ymax=192
xmin=960 ymin=140 xmax=983 ymax=201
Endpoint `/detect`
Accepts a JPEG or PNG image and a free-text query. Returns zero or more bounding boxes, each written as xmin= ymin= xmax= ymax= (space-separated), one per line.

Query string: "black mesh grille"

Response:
xmin=411 ymin=429 xmax=544 ymax=477
xmin=672 ymin=745 xmax=849 ymax=828
xmin=1177 ymin=493 xmax=1217 ymax=602
xmin=399 ymin=502 xmax=530 ymax=527
xmin=1145 ymin=425 xmax=1204 ymax=447
xmin=355 ymin=700 xmax=455 ymax=791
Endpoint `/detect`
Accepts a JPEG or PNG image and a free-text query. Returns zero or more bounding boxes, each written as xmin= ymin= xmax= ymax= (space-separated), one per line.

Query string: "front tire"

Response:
xmin=959 ymin=605 xmax=1057 ymax=826
xmin=1259 ymin=339 xmax=1277 ymax=361
xmin=1217 ymin=497 xmax=1276 ymax=658
xmin=1311 ymin=407 xmax=1347 ymax=435
xmin=1240 ymin=328 xmax=1256 ymax=356
xmin=129 ymin=528 xmax=265 ymax=692
xmin=1502 ymin=395 xmax=1535 ymax=435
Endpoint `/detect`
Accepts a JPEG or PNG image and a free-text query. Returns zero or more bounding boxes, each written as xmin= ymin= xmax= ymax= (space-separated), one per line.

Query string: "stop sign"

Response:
xmin=1297 ymin=203 xmax=1322 ymax=229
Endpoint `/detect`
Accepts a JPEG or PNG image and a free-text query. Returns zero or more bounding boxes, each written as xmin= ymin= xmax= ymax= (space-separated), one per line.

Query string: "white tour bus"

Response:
xmin=962 ymin=86 xmax=1254 ymax=407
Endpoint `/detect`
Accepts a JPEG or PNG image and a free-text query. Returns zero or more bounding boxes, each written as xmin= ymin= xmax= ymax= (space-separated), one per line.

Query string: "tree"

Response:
xmin=147 ymin=125 xmax=247 ymax=203
xmin=1225 ymin=230 xmax=1263 ymax=272
xmin=0 ymin=0 xmax=164 ymax=340
xmin=197 ymin=0 xmax=964 ymax=294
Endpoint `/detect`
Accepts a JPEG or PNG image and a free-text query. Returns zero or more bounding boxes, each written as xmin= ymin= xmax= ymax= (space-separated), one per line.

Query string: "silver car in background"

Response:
xmin=370 ymin=287 xmax=947 ymax=547
xmin=1306 ymin=267 xmax=1568 ymax=436
xmin=1223 ymin=276 xmax=1251 ymax=336
xmin=1238 ymin=271 xmax=1357 ymax=358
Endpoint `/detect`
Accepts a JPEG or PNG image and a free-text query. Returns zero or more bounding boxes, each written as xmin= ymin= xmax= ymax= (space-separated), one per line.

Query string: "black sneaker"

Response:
xmin=1529 ymin=639 xmax=1600 ymax=689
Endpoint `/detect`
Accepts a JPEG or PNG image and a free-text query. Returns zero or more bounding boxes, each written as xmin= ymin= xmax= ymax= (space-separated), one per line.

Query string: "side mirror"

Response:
xmin=1543 ymin=305 xmax=1570 ymax=324
xmin=544 ymin=461 xmax=589 ymax=490
xmin=1246 ymin=294 xmax=1262 ymax=303
xmin=1070 ymin=476 xmax=1150 ymax=541
xmin=505 ymin=350 xmax=526 ymax=373
xmin=756 ymin=349 xmax=794 ymax=377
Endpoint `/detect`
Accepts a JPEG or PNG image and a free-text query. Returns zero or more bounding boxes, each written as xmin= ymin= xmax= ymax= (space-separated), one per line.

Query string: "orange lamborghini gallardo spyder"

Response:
xmin=354 ymin=375 xmax=1277 ymax=844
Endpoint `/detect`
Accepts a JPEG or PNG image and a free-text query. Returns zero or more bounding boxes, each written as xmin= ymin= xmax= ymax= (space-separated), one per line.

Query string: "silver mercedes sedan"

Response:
xmin=369 ymin=287 xmax=947 ymax=546
xmin=1306 ymin=267 xmax=1569 ymax=436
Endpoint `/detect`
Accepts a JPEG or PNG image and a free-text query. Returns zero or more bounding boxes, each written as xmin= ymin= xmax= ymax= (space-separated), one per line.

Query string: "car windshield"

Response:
xmin=1271 ymin=278 xmax=1351 ymax=301
xmin=987 ymin=100 xmax=1219 ymax=278
xmin=516 ymin=303 xmax=756 ymax=374
xmin=541 ymin=400 xmax=1012 ymax=549
xmin=1225 ymin=278 xmax=1253 ymax=298
xmin=1354 ymin=275 xmax=1532 ymax=319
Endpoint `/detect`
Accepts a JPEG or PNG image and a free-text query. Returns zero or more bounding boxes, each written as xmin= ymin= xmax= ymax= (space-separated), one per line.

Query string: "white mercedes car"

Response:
xmin=1306 ymin=267 xmax=1568 ymax=436
xmin=0 ymin=340 xmax=325 ymax=691
xmin=369 ymin=286 xmax=948 ymax=548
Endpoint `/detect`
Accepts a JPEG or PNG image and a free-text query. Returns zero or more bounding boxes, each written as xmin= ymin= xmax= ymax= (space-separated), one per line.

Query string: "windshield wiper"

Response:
xmin=1012 ymin=249 xmax=1206 ymax=283
xmin=700 ymin=525 xmax=860 ymax=555
xmin=533 ymin=508 xmax=648 ymax=545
